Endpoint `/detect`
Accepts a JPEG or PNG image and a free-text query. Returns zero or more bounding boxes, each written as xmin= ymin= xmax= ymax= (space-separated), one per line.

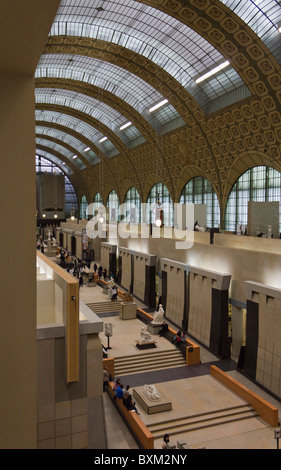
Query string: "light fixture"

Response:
xmin=73 ymin=155 xmax=77 ymax=159
xmin=195 ymin=60 xmax=230 ymax=84
xmin=54 ymin=208 xmax=58 ymax=219
xmin=149 ymin=99 xmax=168 ymax=113
xmin=84 ymin=147 xmax=90 ymax=152
xmin=71 ymin=206 xmax=75 ymax=221
xmin=99 ymin=215 xmax=104 ymax=223
xmin=279 ymin=26 xmax=281 ymax=33
xmin=99 ymin=137 xmax=107 ymax=143
xmin=42 ymin=212 xmax=46 ymax=218
xmin=155 ymin=192 xmax=163 ymax=227
xmin=120 ymin=121 xmax=132 ymax=130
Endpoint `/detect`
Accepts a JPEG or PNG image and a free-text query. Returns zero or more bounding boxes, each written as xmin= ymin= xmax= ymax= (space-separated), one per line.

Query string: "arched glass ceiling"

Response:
xmin=36 ymin=54 xmax=182 ymax=127
xmin=35 ymin=109 xmax=117 ymax=157
xmin=35 ymin=88 xmax=143 ymax=146
xmin=36 ymin=136 xmax=86 ymax=170
xmin=49 ymin=0 xmax=247 ymax=110
xmin=35 ymin=151 xmax=72 ymax=175
xmin=36 ymin=125 xmax=99 ymax=165
xmin=220 ymin=0 xmax=281 ymax=66
xmin=36 ymin=155 xmax=78 ymax=215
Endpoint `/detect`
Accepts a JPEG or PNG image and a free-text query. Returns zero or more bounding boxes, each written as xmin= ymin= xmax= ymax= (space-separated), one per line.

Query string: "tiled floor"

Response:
xmin=80 ymin=281 xmax=281 ymax=450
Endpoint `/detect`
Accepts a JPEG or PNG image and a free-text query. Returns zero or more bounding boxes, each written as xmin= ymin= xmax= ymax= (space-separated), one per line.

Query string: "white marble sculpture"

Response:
xmin=143 ymin=384 xmax=160 ymax=401
xmin=139 ymin=327 xmax=154 ymax=344
xmin=151 ymin=304 xmax=165 ymax=325
xmin=268 ymin=225 xmax=272 ymax=238
xmin=107 ymin=278 xmax=115 ymax=288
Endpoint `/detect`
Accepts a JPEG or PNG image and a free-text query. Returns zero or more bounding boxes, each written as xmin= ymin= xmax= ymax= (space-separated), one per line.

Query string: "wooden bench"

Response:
xmin=107 ymin=381 xmax=154 ymax=449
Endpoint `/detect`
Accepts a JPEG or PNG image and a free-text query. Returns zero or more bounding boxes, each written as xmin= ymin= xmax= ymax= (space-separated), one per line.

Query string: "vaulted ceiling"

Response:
xmin=35 ymin=0 xmax=281 ymax=206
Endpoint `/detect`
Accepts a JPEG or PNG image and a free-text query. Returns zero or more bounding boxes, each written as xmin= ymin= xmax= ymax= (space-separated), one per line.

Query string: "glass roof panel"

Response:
xmin=35 ymin=136 xmax=86 ymax=170
xmin=47 ymin=0 xmax=247 ymax=109
xmin=35 ymin=151 xmax=73 ymax=175
xmin=36 ymin=53 xmax=181 ymax=129
xmin=35 ymin=109 xmax=116 ymax=156
xmin=220 ymin=0 xmax=281 ymax=66
xmin=35 ymin=88 xmax=142 ymax=145
xmin=36 ymin=125 xmax=99 ymax=165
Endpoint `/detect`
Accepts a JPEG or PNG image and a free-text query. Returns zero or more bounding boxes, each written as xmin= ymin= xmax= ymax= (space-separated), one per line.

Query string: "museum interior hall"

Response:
xmin=2 ymin=0 xmax=281 ymax=452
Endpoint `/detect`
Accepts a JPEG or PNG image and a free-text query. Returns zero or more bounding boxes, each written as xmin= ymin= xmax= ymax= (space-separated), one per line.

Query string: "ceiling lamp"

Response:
xmin=155 ymin=193 xmax=163 ymax=227
xmin=99 ymin=137 xmax=107 ymax=143
xmin=120 ymin=121 xmax=132 ymax=130
xmin=195 ymin=60 xmax=230 ymax=84
xmin=149 ymin=99 xmax=168 ymax=113
xmin=84 ymin=147 xmax=90 ymax=152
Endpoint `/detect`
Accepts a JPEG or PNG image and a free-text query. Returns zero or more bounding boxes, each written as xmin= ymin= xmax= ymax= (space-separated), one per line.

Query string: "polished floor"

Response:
xmin=79 ymin=280 xmax=281 ymax=450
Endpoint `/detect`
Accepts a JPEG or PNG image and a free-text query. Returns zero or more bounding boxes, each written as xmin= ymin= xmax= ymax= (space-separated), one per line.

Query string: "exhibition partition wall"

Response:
xmin=101 ymin=242 xmax=117 ymax=279
xmin=159 ymin=258 xmax=188 ymax=330
xmin=188 ymin=266 xmax=231 ymax=359
xmin=133 ymin=251 xmax=157 ymax=308
xmin=118 ymin=247 xmax=133 ymax=293
xmin=244 ymin=281 xmax=281 ymax=401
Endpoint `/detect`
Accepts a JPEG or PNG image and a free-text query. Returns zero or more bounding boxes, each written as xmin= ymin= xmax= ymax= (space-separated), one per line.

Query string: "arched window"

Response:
xmin=146 ymin=183 xmax=173 ymax=226
xmin=80 ymin=195 xmax=88 ymax=219
xmin=225 ymin=166 xmax=281 ymax=231
xmin=107 ymin=190 xmax=120 ymax=222
xmin=123 ymin=187 xmax=142 ymax=223
xmin=35 ymin=155 xmax=78 ymax=218
xmin=179 ymin=176 xmax=220 ymax=228
xmin=93 ymin=192 xmax=103 ymax=210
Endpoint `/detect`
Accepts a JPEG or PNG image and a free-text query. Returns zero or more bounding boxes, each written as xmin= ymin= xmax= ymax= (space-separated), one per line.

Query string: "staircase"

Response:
xmin=114 ymin=349 xmax=186 ymax=376
xmin=86 ymin=301 xmax=122 ymax=315
xmin=146 ymin=404 xmax=259 ymax=439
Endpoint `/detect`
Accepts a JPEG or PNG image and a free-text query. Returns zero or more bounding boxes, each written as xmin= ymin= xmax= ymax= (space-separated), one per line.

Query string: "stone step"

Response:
xmin=114 ymin=349 xmax=186 ymax=375
xmin=115 ymin=349 xmax=183 ymax=364
xmin=86 ymin=302 xmax=122 ymax=313
xmin=147 ymin=405 xmax=259 ymax=439
xmin=115 ymin=359 xmax=186 ymax=375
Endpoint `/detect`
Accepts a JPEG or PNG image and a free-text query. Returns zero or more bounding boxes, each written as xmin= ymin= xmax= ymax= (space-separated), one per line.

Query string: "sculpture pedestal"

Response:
xmin=133 ymin=387 xmax=172 ymax=414
xmin=147 ymin=322 xmax=162 ymax=335
xmin=119 ymin=302 xmax=137 ymax=320
xmin=135 ymin=341 xmax=157 ymax=349
xmin=102 ymin=287 xmax=108 ymax=295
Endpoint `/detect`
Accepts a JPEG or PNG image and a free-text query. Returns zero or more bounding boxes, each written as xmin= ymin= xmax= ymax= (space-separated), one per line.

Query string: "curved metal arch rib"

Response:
xmin=50 ymin=0 xmax=246 ymax=109
xmin=36 ymin=103 xmax=129 ymax=157
xmin=35 ymin=52 xmax=182 ymax=130
xmin=35 ymin=78 xmax=157 ymax=142
xmin=35 ymin=86 xmax=145 ymax=147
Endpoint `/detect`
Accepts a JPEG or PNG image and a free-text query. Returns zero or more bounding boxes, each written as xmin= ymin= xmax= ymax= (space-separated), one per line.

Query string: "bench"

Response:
xmin=107 ymin=381 xmax=154 ymax=449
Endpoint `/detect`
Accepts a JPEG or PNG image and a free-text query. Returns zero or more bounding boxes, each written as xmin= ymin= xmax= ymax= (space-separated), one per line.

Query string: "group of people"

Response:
xmin=172 ymin=329 xmax=186 ymax=346
xmin=111 ymin=379 xmax=140 ymax=414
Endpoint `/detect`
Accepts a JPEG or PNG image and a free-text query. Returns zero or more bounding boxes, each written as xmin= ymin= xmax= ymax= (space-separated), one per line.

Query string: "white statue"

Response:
xmin=47 ymin=230 xmax=51 ymax=240
xmin=143 ymin=384 xmax=160 ymax=401
xmin=151 ymin=304 xmax=165 ymax=325
xmin=268 ymin=225 xmax=273 ymax=238
xmin=139 ymin=327 xmax=154 ymax=344
xmin=107 ymin=278 xmax=114 ymax=288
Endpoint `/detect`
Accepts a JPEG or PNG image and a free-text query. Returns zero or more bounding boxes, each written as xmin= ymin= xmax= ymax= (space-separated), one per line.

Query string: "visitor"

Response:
xmin=113 ymin=378 xmax=121 ymax=399
xmin=123 ymin=394 xmax=140 ymax=415
xmin=116 ymin=383 xmax=124 ymax=399
xmin=159 ymin=321 xmax=169 ymax=337
xmin=122 ymin=385 xmax=130 ymax=401
xmin=111 ymin=286 xmax=118 ymax=301
xmin=162 ymin=434 xmax=170 ymax=449
xmin=103 ymin=367 xmax=110 ymax=392
xmin=94 ymin=263 xmax=97 ymax=272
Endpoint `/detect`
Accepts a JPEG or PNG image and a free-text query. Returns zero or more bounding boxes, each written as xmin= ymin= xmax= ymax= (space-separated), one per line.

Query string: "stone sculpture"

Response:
xmin=151 ymin=304 xmax=165 ymax=325
xmin=143 ymin=384 xmax=160 ymax=401
xmin=139 ymin=327 xmax=154 ymax=344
